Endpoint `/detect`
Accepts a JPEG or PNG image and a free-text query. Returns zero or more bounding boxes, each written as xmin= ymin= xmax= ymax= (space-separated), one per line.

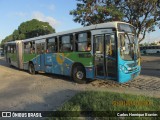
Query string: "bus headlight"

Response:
xmin=128 ymin=67 xmax=132 ymax=71
xmin=120 ymin=65 xmax=128 ymax=73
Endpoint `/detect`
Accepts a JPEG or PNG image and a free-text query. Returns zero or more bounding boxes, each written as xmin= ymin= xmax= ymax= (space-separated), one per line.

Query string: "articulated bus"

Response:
xmin=5 ymin=22 xmax=141 ymax=83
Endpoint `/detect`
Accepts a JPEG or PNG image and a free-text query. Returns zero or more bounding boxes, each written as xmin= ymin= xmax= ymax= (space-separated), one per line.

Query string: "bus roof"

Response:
xmin=23 ymin=21 xmax=131 ymax=42
xmin=5 ymin=40 xmax=22 ymax=44
xmin=7 ymin=21 xmax=131 ymax=43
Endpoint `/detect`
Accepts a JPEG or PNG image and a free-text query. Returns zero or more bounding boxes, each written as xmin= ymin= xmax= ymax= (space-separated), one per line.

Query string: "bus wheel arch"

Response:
xmin=71 ymin=63 xmax=86 ymax=84
xmin=28 ymin=61 xmax=36 ymax=75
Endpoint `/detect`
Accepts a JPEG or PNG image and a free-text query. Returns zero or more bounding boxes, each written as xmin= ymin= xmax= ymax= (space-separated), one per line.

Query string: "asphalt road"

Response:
xmin=141 ymin=56 xmax=160 ymax=77
xmin=0 ymin=56 xmax=159 ymax=114
xmin=0 ymin=57 xmax=86 ymax=112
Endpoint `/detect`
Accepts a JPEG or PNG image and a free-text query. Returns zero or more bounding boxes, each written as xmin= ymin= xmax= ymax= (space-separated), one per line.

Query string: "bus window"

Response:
xmin=11 ymin=46 xmax=13 ymax=53
xmin=10 ymin=45 xmax=15 ymax=53
xmin=10 ymin=46 xmax=13 ymax=53
xmin=7 ymin=46 xmax=10 ymax=53
xmin=119 ymin=33 xmax=135 ymax=60
xmin=36 ymin=42 xmax=45 ymax=54
xmin=13 ymin=45 xmax=16 ymax=53
xmin=24 ymin=42 xmax=32 ymax=54
xmin=36 ymin=43 xmax=41 ymax=54
xmin=76 ymin=32 xmax=91 ymax=52
xmin=41 ymin=43 xmax=45 ymax=53
xmin=32 ymin=41 xmax=35 ymax=54
xmin=47 ymin=38 xmax=57 ymax=53
xmin=95 ymin=36 xmax=104 ymax=54
xmin=60 ymin=35 xmax=72 ymax=52
xmin=157 ymin=46 xmax=160 ymax=49
xmin=106 ymin=35 xmax=116 ymax=58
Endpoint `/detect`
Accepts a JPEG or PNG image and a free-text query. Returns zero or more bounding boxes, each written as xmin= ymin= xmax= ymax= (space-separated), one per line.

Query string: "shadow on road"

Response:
xmin=0 ymin=57 xmax=23 ymax=72
xmin=0 ymin=57 xmax=9 ymax=67
xmin=140 ymin=69 xmax=160 ymax=78
xmin=141 ymin=58 xmax=160 ymax=78
xmin=0 ymin=87 xmax=80 ymax=120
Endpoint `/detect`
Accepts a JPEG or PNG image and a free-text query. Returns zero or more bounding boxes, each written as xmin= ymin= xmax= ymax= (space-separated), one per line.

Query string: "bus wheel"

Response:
xmin=72 ymin=66 xmax=86 ymax=84
xmin=29 ymin=63 xmax=36 ymax=75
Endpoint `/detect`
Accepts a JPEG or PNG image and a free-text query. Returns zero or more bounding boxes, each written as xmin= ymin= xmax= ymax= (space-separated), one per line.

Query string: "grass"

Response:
xmin=48 ymin=91 xmax=160 ymax=120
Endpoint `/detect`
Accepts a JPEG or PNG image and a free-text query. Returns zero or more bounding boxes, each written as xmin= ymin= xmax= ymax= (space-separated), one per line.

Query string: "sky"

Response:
xmin=0 ymin=0 xmax=160 ymax=43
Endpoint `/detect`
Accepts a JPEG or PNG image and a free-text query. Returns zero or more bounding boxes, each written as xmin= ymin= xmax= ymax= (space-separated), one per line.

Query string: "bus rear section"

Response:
xmin=5 ymin=40 xmax=23 ymax=69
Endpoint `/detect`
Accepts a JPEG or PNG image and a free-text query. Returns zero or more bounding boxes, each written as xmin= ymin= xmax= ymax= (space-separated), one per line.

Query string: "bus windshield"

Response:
xmin=119 ymin=33 xmax=138 ymax=61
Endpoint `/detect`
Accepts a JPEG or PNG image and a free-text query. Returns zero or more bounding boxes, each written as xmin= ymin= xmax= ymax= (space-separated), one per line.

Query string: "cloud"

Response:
xmin=32 ymin=11 xmax=60 ymax=28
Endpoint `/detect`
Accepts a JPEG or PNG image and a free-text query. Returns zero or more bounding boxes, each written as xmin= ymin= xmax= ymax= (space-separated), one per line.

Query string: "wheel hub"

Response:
xmin=76 ymin=71 xmax=84 ymax=80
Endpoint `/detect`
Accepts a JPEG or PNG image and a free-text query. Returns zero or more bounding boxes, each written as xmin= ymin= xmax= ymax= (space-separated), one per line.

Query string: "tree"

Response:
xmin=1 ymin=34 xmax=13 ymax=46
xmin=0 ymin=34 xmax=13 ymax=49
xmin=70 ymin=0 xmax=160 ymax=42
xmin=150 ymin=42 xmax=157 ymax=45
xmin=1 ymin=19 xmax=55 ymax=46
xmin=16 ymin=19 xmax=55 ymax=39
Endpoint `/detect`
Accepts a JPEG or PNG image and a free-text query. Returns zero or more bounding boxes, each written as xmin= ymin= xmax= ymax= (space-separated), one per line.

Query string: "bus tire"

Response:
xmin=157 ymin=51 xmax=160 ymax=53
xmin=29 ymin=63 xmax=36 ymax=75
xmin=72 ymin=65 xmax=86 ymax=84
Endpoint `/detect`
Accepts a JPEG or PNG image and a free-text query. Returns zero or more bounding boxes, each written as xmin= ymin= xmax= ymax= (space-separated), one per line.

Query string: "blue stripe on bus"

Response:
xmin=32 ymin=53 xmax=95 ymax=79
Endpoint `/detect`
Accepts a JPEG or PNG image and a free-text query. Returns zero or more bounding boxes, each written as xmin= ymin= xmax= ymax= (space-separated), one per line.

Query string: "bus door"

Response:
xmin=94 ymin=34 xmax=117 ymax=80
xmin=35 ymin=39 xmax=46 ymax=71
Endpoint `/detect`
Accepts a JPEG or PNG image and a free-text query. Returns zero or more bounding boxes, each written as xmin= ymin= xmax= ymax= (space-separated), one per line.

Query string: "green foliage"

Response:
xmin=70 ymin=0 xmax=160 ymax=42
xmin=1 ymin=19 xmax=55 ymax=46
xmin=70 ymin=0 xmax=123 ymax=25
xmin=140 ymin=42 xmax=158 ymax=46
xmin=150 ymin=42 xmax=157 ymax=45
xmin=59 ymin=91 xmax=159 ymax=111
xmin=1 ymin=34 xmax=13 ymax=47
xmin=49 ymin=91 xmax=160 ymax=120
xmin=17 ymin=19 xmax=55 ymax=39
